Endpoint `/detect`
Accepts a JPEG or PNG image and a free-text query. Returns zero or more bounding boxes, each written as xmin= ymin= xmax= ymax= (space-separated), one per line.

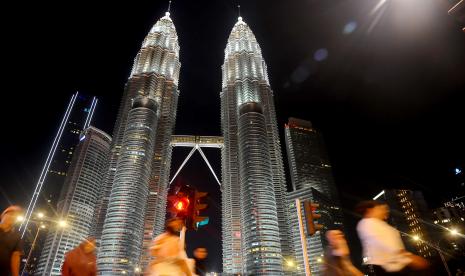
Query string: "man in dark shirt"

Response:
xmin=0 ymin=206 xmax=23 ymax=276
xmin=193 ymin=247 xmax=208 ymax=276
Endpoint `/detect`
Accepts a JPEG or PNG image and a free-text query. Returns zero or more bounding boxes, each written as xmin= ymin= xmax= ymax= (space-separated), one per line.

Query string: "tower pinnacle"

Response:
xmin=237 ymin=5 xmax=242 ymax=22
xmin=166 ymin=0 xmax=172 ymax=17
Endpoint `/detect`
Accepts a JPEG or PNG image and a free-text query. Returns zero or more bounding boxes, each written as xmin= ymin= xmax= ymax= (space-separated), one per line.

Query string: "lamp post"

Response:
xmin=435 ymin=236 xmax=453 ymax=276
xmin=413 ymin=229 xmax=462 ymax=276
xmin=21 ymin=224 xmax=46 ymax=276
xmin=20 ymin=212 xmax=68 ymax=276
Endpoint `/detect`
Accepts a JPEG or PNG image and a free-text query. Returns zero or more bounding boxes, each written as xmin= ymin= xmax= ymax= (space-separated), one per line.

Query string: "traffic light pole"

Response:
xmin=296 ymin=198 xmax=311 ymax=276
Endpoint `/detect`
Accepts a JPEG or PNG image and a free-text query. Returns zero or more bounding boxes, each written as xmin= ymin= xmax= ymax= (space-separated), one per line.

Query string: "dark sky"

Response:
xmin=1 ymin=0 xmax=465 ymax=272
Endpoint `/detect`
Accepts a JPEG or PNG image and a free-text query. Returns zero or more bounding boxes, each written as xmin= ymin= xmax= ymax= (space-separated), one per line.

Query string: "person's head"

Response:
xmin=355 ymin=200 xmax=389 ymax=220
xmin=1 ymin=205 xmax=22 ymax=229
xmin=165 ymin=218 xmax=184 ymax=234
xmin=193 ymin=247 xmax=208 ymax=260
xmin=81 ymin=237 xmax=96 ymax=254
xmin=325 ymin=230 xmax=345 ymax=247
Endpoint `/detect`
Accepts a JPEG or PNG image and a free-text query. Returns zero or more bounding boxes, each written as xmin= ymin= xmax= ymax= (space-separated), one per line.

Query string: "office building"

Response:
xmin=36 ymin=127 xmax=111 ymax=275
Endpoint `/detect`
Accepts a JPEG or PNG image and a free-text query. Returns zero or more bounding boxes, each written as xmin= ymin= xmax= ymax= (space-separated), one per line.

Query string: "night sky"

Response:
xmin=1 ymin=0 xmax=465 ymax=272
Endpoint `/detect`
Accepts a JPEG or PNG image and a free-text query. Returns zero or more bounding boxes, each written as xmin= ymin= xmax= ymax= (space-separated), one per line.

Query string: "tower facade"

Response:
xmin=221 ymin=17 xmax=290 ymax=274
xmin=92 ymin=10 xmax=180 ymax=274
xmin=284 ymin=118 xmax=344 ymax=275
xmin=21 ymin=93 xmax=97 ymax=236
xmin=36 ymin=126 xmax=111 ymax=275
xmin=20 ymin=93 xmax=97 ymax=274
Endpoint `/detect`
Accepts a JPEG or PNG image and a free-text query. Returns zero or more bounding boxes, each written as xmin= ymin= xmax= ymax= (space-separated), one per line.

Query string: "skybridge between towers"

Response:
xmin=170 ymin=135 xmax=223 ymax=187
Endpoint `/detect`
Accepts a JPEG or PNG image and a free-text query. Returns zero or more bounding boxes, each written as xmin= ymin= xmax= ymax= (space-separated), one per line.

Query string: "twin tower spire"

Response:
xmin=93 ymin=3 xmax=290 ymax=275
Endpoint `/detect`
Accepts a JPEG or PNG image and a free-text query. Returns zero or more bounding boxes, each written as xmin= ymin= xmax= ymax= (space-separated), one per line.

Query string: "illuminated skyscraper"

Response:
xmin=221 ymin=16 xmax=290 ymax=274
xmin=21 ymin=93 xmax=97 ymax=236
xmin=36 ymin=126 xmax=111 ymax=275
xmin=19 ymin=93 xmax=97 ymax=275
xmin=92 ymin=9 xmax=180 ymax=274
xmin=284 ymin=118 xmax=343 ymax=275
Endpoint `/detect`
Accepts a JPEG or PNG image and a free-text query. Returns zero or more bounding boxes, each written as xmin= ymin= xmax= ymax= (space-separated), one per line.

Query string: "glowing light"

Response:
xmin=316 ymin=257 xmax=323 ymax=263
xmin=58 ymin=220 xmax=67 ymax=228
xmin=313 ymin=48 xmax=328 ymax=62
xmin=343 ymin=21 xmax=357 ymax=34
xmin=175 ymin=198 xmax=190 ymax=211
xmin=40 ymin=224 xmax=46 ymax=229
xmin=286 ymin=260 xmax=295 ymax=267
xmin=37 ymin=212 xmax=45 ymax=219
xmin=16 ymin=216 xmax=24 ymax=222
xmin=373 ymin=190 xmax=385 ymax=200
xmin=456 ymin=168 xmax=462 ymax=175
xmin=450 ymin=229 xmax=459 ymax=236
xmin=135 ymin=267 xmax=141 ymax=273
xmin=413 ymin=235 xmax=420 ymax=241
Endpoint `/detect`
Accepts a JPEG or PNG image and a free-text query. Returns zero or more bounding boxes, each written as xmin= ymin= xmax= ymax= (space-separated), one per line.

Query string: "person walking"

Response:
xmin=0 ymin=205 xmax=23 ymax=276
xmin=61 ymin=237 xmax=97 ymax=276
xmin=193 ymin=247 xmax=208 ymax=276
xmin=147 ymin=218 xmax=193 ymax=276
xmin=324 ymin=229 xmax=363 ymax=276
xmin=356 ymin=200 xmax=429 ymax=275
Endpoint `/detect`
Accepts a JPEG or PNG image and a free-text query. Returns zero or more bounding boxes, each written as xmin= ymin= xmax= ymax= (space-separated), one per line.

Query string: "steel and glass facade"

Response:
xmin=287 ymin=188 xmax=344 ymax=276
xmin=221 ymin=17 xmax=290 ymax=274
xmin=36 ymin=127 xmax=111 ymax=275
xmin=98 ymin=97 xmax=158 ymax=274
xmin=238 ymin=102 xmax=283 ymax=274
xmin=284 ymin=118 xmax=344 ymax=275
xmin=92 ymin=11 xmax=180 ymax=273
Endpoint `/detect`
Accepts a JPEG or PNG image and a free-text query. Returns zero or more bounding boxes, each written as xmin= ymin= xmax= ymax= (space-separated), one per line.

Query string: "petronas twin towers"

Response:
xmin=92 ymin=8 xmax=291 ymax=275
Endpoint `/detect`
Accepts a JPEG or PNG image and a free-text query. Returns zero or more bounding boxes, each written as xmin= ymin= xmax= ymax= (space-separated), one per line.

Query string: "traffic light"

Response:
xmin=303 ymin=200 xmax=323 ymax=236
xmin=174 ymin=197 xmax=190 ymax=212
xmin=167 ymin=193 xmax=190 ymax=218
xmin=191 ymin=190 xmax=209 ymax=230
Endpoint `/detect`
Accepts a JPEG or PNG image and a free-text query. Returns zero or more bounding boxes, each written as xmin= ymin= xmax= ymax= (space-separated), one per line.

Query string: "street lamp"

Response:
xmin=433 ymin=228 xmax=462 ymax=276
xmin=450 ymin=228 xmax=459 ymax=236
xmin=58 ymin=220 xmax=67 ymax=228
xmin=21 ymin=213 xmax=47 ymax=276
xmin=286 ymin=260 xmax=295 ymax=268
xmin=21 ymin=214 xmax=68 ymax=276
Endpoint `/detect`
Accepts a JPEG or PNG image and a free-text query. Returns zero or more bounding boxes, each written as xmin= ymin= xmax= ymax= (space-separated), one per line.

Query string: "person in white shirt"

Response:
xmin=147 ymin=218 xmax=194 ymax=276
xmin=356 ymin=200 xmax=429 ymax=275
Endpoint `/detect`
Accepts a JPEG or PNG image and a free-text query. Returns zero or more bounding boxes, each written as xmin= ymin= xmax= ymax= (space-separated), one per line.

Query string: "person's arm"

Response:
xmin=174 ymin=258 xmax=193 ymax=276
xmin=10 ymin=251 xmax=21 ymax=276
xmin=341 ymin=258 xmax=364 ymax=276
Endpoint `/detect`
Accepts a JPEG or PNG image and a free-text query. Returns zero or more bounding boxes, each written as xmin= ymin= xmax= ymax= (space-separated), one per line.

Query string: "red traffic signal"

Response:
xmin=303 ymin=201 xmax=324 ymax=236
xmin=168 ymin=193 xmax=191 ymax=217
xmin=175 ymin=197 xmax=190 ymax=211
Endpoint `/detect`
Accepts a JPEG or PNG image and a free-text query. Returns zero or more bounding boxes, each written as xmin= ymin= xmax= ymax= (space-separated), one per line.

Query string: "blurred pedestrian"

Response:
xmin=193 ymin=247 xmax=208 ymax=276
xmin=356 ymin=200 xmax=429 ymax=275
xmin=0 ymin=205 xmax=23 ymax=276
xmin=323 ymin=229 xmax=363 ymax=276
xmin=148 ymin=218 xmax=193 ymax=276
xmin=61 ymin=237 xmax=97 ymax=276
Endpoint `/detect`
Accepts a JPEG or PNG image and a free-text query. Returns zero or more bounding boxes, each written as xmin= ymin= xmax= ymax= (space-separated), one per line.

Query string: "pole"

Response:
xmin=21 ymin=227 xmax=41 ymax=276
xmin=436 ymin=241 xmax=451 ymax=276
xmin=296 ymin=198 xmax=311 ymax=276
